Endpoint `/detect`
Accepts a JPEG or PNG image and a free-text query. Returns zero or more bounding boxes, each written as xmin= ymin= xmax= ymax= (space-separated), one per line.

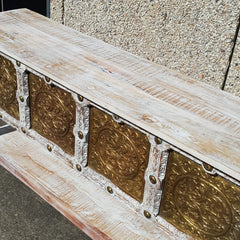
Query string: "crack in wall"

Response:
xmin=61 ymin=0 xmax=65 ymax=25
xmin=221 ymin=14 xmax=240 ymax=90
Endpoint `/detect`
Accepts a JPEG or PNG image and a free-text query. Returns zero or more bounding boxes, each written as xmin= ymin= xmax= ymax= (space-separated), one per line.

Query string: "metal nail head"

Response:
xmin=149 ymin=175 xmax=157 ymax=184
xmin=47 ymin=144 xmax=52 ymax=152
xmin=78 ymin=95 xmax=84 ymax=102
xmin=144 ymin=210 xmax=151 ymax=219
xmin=155 ymin=137 xmax=162 ymax=144
xmin=19 ymin=96 xmax=24 ymax=102
xmin=78 ymin=131 xmax=84 ymax=139
xmin=76 ymin=164 xmax=82 ymax=172
xmin=21 ymin=127 xmax=26 ymax=134
xmin=107 ymin=186 xmax=113 ymax=194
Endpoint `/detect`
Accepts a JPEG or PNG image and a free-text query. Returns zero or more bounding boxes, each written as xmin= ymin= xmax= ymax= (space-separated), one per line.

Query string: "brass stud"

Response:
xmin=16 ymin=61 xmax=21 ymax=67
xmin=47 ymin=144 xmax=52 ymax=152
xmin=78 ymin=95 xmax=84 ymax=102
xmin=155 ymin=137 xmax=162 ymax=144
xmin=149 ymin=175 xmax=157 ymax=184
xmin=107 ymin=186 xmax=113 ymax=194
xmin=76 ymin=164 xmax=82 ymax=172
xmin=45 ymin=77 xmax=51 ymax=83
xmin=21 ymin=127 xmax=26 ymax=134
xmin=19 ymin=96 xmax=24 ymax=102
xmin=78 ymin=131 xmax=84 ymax=139
xmin=202 ymin=162 xmax=213 ymax=172
xmin=0 ymin=113 xmax=2 ymax=118
xmin=144 ymin=210 xmax=151 ymax=219
xmin=114 ymin=115 xmax=119 ymax=120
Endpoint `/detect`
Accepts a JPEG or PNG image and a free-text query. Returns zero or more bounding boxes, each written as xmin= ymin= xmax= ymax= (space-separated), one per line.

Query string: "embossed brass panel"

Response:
xmin=0 ymin=56 xmax=19 ymax=119
xmin=88 ymin=107 xmax=150 ymax=202
xmin=160 ymin=151 xmax=240 ymax=239
xmin=29 ymin=73 xmax=76 ymax=155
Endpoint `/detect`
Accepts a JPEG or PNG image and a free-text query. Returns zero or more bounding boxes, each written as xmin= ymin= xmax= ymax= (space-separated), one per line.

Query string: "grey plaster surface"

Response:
xmin=0 ymin=123 xmax=91 ymax=240
xmin=61 ymin=0 xmax=240 ymax=89
xmin=225 ymin=28 xmax=240 ymax=97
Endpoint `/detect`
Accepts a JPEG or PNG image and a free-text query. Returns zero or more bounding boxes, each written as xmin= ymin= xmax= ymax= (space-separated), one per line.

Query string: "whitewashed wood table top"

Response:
xmin=0 ymin=9 xmax=239 ymax=180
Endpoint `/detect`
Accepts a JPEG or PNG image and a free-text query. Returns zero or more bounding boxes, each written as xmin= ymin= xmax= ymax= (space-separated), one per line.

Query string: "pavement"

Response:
xmin=0 ymin=120 xmax=91 ymax=240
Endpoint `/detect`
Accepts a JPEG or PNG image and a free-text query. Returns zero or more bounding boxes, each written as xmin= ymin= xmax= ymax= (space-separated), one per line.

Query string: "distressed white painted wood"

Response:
xmin=0 ymin=9 xmax=239 ymax=180
xmin=0 ymin=131 xmax=191 ymax=240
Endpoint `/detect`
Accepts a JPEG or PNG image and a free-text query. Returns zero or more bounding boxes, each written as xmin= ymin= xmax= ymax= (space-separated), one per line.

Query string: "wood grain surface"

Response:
xmin=0 ymin=9 xmax=239 ymax=180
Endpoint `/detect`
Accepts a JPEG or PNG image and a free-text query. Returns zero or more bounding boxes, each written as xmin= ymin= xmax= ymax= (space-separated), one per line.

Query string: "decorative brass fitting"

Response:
xmin=16 ymin=61 xmax=21 ymax=67
xmin=29 ymin=72 xmax=76 ymax=155
xmin=88 ymin=107 xmax=150 ymax=202
xmin=0 ymin=56 xmax=19 ymax=119
xmin=160 ymin=151 xmax=240 ymax=239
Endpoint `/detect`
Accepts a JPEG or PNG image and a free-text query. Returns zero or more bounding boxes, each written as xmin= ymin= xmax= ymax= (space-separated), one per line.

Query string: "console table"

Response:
xmin=0 ymin=9 xmax=239 ymax=240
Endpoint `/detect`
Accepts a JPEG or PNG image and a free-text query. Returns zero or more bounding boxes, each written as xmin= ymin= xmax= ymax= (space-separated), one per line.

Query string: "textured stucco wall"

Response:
xmin=50 ymin=0 xmax=63 ymax=23
xmin=50 ymin=0 xmax=240 ymax=97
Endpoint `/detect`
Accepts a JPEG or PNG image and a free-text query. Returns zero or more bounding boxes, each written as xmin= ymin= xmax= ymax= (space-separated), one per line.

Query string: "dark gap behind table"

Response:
xmin=0 ymin=0 xmax=49 ymax=17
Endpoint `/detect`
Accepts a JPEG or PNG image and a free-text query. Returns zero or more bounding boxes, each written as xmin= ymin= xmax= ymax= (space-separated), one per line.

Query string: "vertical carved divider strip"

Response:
xmin=155 ymin=150 xmax=169 ymax=213
xmin=72 ymin=94 xmax=90 ymax=170
xmin=16 ymin=65 xmax=31 ymax=132
xmin=142 ymin=139 xmax=170 ymax=215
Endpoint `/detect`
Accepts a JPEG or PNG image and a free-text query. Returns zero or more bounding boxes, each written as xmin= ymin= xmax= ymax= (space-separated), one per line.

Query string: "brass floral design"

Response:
xmin=0 ymin=55 xmax=19 ymax=119
xmin=28 ymin=73 xmax=76 ymax=155
xmin=88 ymin=107 xmax=150 ymax=202
xmin=160 ymin=151 xmax=240 ymax=239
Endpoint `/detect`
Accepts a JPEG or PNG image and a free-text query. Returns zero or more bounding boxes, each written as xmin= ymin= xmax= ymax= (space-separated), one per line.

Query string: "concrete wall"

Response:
xmin=50 ymin=0 xmax=240 ymax=97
